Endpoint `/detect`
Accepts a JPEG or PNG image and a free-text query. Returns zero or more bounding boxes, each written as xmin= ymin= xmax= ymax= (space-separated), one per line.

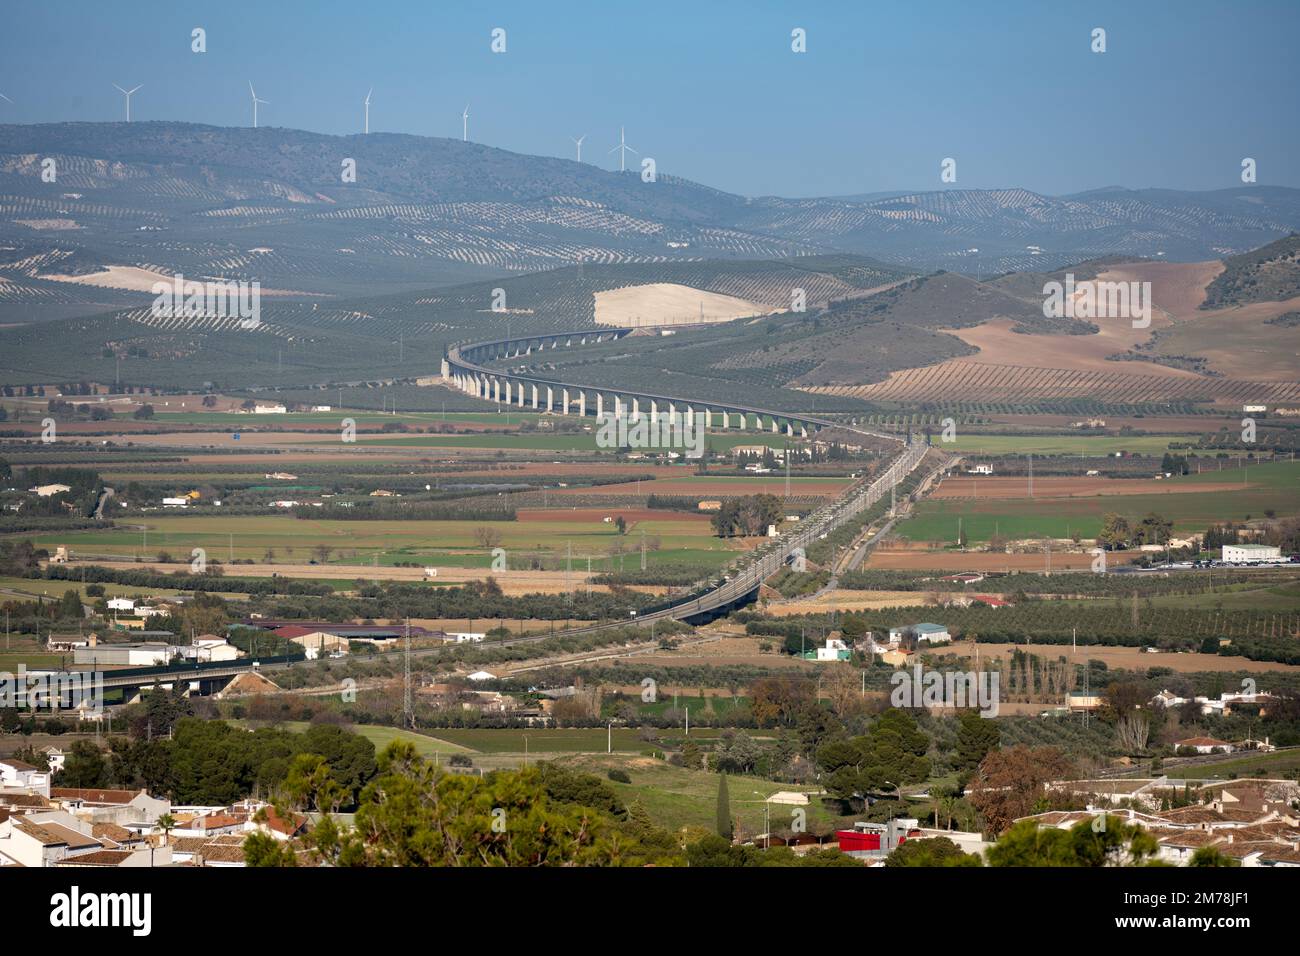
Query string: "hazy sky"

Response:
xmin=1 ymin=0 xmax=1296 ymax=197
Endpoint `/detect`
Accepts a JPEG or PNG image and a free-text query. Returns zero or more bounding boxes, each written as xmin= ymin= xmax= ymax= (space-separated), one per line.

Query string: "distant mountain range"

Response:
xmin=2 ymin=122 xmax=1300 ymax=322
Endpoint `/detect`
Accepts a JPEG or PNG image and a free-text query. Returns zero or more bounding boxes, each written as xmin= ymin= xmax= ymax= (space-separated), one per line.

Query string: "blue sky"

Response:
xmin=1 ymin=0 xmax=1296 ymax=197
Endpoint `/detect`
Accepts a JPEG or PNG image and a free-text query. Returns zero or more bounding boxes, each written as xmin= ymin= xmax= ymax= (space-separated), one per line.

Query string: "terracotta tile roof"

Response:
xmin=50 ymin=787 xmax=142 ymax=805
xmin=1256 ymin=845 xmax=1300 ymax=864
xmin=1216 ymin=807 xmax=1275 ymax=824
xmin=262 ymin=807 xmax=307 ymax=836
xmin=0 ymin=793 xmax=53 ymax=809
xmin=170 ymin=837 xmax=210 ymax=854
xmin=194 ymin=813 xmax=245 ymax=829
xmin=54 ymin=849 xmax=133 ymax=866
xmin=1155 ymin=806 xmax=1226 ymax=825
xmin=1217 ymin=840 xmax=1277 ymax=860
xmin=91 ymin=823 xmax=137 ymax=844
xmin=0 ymin=758 xmax=39 ymax=771
xmin=1174 ymin=737 xmax=1232 ymax=748
xmin=1156 ymin=830 xmax=1222 ymax=849
xmin=14 ymin=819 xmax=100 ymax=848
xmin=198 ymin=842 xmax=247 ymax=864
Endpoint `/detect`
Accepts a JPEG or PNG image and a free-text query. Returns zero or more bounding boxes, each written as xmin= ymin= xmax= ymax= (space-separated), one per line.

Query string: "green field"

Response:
xmin=236 ymin=721 xmax=474 ymax=757
xmin=0 ymin=652 xmax=64 ymax=670
xmin=30 ymin=512 xmax=739 ymax=567
xmin=1161 ymin=748 xmax=1300 ymax=780
xmin=419 ymin=727 xmax=659 ymax=754
xmin=947 ymin=434 xmax=1182 ymax=456
xmin=903 ymin=460 xmax=1300 ymax=543
xmin=554 ymin=753 xmax=845 ymax=835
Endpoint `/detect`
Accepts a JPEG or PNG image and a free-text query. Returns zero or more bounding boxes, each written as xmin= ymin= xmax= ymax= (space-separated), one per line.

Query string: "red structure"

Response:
xmin=836 ymin=820 xmax=921 ymax=854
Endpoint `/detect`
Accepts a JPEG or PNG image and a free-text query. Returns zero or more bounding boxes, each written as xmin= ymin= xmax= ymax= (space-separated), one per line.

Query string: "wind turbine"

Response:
xmin=249 ymin=82 xmax=268 ymax=128
xmin=113 ymin=84 xmax=142 ymax=123
xmin=609 ymin=126 xmax=637 ymax=172
xmin=0 ymin=93 xmax=12 ymax=105
xmin=462 ymin=104 xmax=470 ymax=142
xmin=571 ymin=134 xmax=586 ymax=162
xmin=364 ymin=87 xmax=372 ymax=134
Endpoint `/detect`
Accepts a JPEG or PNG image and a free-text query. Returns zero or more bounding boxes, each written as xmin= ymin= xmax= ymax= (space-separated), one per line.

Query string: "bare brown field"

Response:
xmin=864 ymin=547 xmax=1141 ymax=571
xmin=631 ymin=636 xmax=815 ymax=669
xmin=549 ymin=477 xmax=852 ymax=497
xmin=593 ymin=282 xmax=771 ymax=328
xmin=804 ymin=257 xmax=1300 ymax=405
xmin=808 ymin=360 xmax=1300 ymax=406
xmin=38 ymin=265 xmax=321 ymax=297
xmin=1156 ymin=293 xmax=1300 ymax=381
xmin=931 ymin=476 xmax=1244 ymax=500
xmin=517 ymin=507 xmax=711 ymax=525
xmin=764 ymin=591 xmax=931 ymax=614
xmin=931 ymin=639 xmax=1300 ymax=674
xmin=1093 ymin=260 xmax=1222 ymax=320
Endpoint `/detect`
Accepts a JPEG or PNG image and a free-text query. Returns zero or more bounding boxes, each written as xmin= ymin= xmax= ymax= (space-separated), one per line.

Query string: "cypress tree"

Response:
xmin=716 ymin=773 xmax=733 ymax=841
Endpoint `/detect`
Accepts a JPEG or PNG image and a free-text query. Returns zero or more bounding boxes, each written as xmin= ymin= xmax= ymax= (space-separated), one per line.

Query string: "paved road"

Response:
xmin=93 ymin=486 xmax=114 ymax=519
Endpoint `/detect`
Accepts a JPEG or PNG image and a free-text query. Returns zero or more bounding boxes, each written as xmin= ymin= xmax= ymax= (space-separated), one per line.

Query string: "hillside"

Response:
xmin=0 ymin=255 xmax=908 ymax=402
xmin=4 ymin=123 xmax=1300 ymax=323
xmin=1200 ymin=234 xmax=1300 ymax=309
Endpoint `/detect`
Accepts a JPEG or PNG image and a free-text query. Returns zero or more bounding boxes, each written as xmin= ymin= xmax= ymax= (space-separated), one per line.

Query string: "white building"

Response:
xmin=1222 ymin=544 xmax=1282 ymax=564
xmin=814 ymin=638 xmax=851 ymax=661
xmin=106 ymin=597 xmax=136 ymax=612
xmin=0 ymin=758 xmax=52 ymax=796
xmin=73 ymin=643 xmax=173 ymax=667
xmin=253 ymin=404 xmax=287 ymax=414
xmin=289 ymin=631 xmax=351 ymax=660
xmin=889 ymin=623 xmax=952 ymax=645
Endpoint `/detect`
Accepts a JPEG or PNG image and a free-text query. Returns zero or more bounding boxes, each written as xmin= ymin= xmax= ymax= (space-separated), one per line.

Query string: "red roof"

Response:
xmin=51 ymin=787 xmax=142 ymax=805
xmin=270 ymin=625 xmax=316 ymax=639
